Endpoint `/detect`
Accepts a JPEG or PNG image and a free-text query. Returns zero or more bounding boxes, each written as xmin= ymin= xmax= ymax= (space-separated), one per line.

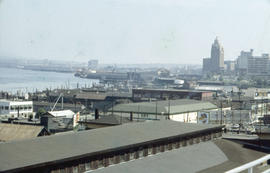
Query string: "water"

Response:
xmin=0 ymin=67 xmax=98 ymax=94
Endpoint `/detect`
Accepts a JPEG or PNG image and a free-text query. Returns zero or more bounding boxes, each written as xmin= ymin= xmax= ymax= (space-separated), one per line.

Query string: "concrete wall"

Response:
xmin=170 ymin=112 xmax=198 ymax=123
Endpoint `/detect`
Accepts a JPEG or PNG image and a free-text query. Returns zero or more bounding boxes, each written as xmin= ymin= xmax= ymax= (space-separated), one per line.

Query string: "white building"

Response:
xmin=110 ymin=99 xmax=230 ymax=124
xmin=237 ymin=49 xmax=253 ymax=71
xmin=47 ymin=110 xmax=75 ymax=118
xmin=0 ymin=100 xmax=33 ymax=118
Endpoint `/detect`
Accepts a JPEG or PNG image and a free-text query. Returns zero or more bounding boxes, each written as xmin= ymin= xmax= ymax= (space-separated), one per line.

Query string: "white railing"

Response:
xmin=225 ymin=155 xmax=270 ymax=173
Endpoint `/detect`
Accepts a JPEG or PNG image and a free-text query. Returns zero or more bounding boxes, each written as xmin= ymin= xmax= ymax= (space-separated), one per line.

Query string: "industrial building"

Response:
xmin=109 ymin=99 xmax=219 ymax=123
xmin=0 ymin=121 xmax=224 ymax=173
xmin=132 ymin=88 xmax=212 ymax=101
xmin=40 ymin=110 xmax=77 ymax=133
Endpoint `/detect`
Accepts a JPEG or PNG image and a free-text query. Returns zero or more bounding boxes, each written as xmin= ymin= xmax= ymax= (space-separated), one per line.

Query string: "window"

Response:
xmin=141 ymin=114 xmax=148 ymax=118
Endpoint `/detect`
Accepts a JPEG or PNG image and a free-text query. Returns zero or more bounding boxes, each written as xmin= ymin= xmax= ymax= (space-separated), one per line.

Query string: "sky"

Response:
xmin=0 ymin=0 xmax=270 ymax=64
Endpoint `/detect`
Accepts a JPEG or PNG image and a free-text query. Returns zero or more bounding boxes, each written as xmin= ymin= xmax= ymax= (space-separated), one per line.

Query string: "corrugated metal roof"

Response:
xmin=110 ymin=99 xmax=217 ymax=115
xmin=0 ymin=121 xmax=222 ymax=172
xmin=0 ymin=124 xmax=44 ymax=142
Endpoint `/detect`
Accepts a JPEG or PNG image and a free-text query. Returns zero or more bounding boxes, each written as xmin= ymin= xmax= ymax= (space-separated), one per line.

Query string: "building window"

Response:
xmin=141 ymin=114 xmax=148 ymax=118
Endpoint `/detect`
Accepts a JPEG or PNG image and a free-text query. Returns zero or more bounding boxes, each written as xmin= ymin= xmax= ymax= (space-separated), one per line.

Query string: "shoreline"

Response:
xmin=0 ymin=67 xmax=97 ymax=94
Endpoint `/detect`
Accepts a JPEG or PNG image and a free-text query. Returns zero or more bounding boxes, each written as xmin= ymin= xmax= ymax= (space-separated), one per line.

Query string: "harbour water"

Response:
xmin=0 ymin=67 xmax=98 ymax=94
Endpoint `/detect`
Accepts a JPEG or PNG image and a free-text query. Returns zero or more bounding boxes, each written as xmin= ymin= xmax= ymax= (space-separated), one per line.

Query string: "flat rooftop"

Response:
xmin=110 ymin=99 xmax=217 ymax=115
xmin=0 ymin=121 xmax=222 ymax=172
xmin=133 ymin=88 xmax=212 ymax=93
xmin=0 ymin=99 xmax=33 ymax=104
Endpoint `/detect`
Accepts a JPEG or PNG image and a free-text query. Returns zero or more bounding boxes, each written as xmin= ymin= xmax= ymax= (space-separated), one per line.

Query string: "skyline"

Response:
xmin=0 ymin=0 xmax=270 ymax=64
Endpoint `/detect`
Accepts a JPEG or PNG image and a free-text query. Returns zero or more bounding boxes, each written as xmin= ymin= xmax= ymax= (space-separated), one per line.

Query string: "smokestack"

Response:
xmin=130 ymin=112 xmax=133 ymax=121
xmin=95 ymin=108 xmax=99 ymax=120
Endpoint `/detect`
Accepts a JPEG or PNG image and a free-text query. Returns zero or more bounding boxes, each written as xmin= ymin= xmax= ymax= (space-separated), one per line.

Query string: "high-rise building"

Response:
xmin=247 ymin=54 xmax=270 ymax=76
xmin=236 ymin=49 xmax=270 ymax=76
xmin=211 ymin=37 xmax=224 ymax=72
xmin=236 ymin=49 xmax=253 ymax=73
xmin=203 ymin=37 xmax=224 ymax=73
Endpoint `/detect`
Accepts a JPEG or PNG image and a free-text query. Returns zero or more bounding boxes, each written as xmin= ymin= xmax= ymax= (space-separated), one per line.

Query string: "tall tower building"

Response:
xmin=211 ymin=37 xmax=224 ymax=72
xmin=203 ymin=37 xmax=224 ymax=73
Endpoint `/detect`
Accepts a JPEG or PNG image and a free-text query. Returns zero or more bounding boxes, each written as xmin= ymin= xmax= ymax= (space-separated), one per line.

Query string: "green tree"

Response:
xmin=35 ymin=108 xmax=46 ymax=118
xmin=28 ymin=114 xmax=33 ymax=120
xmin=219 ymin=75 xmax=223 ymax=81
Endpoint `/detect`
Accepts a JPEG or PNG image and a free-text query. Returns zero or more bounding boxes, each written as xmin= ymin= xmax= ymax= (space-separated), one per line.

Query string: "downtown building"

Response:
xmin=236 ymin=49 xmax=270 ymax=76
xmin=203 ymin=37 xmax=225 ymax=74
xmin=247 ymin=54 xmax=270 ymax=76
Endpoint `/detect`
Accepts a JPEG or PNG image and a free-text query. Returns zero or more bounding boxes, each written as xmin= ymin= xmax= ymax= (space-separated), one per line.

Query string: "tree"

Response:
xmin=35 ymin=108 xmax=46 ymax=118
xmin=28 ymin=114 xmax=33 ymax=121
xmin=255 ymin=78 xmax=263 ymax=88
xmin=219 ymin=75 xmax=223 ymax=81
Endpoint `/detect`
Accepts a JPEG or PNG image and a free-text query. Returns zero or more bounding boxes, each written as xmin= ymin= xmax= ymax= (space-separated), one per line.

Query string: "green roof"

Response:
xmin=110 ymin=99 xmax=217 ymax=115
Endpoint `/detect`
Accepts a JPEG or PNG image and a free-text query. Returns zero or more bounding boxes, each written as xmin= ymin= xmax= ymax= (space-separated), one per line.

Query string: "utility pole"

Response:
xmin=155 ymin=100 xmax=158 ymax=120
xmin=230 ymin=99 xmax=234 ymax=124
xmin=238 ymin=90 xmax=242 ymax=124
xmin=265 ymin=99 xmax=268 ymax=115
xmin=61 ymin=96 xmax=63 ymax=110
xmin=220 ymin=100 xmax=223 ymax=125
xmin=238 ymin=89 xmax=242 ymax=134
xmin=168 ymin=99 xmax=171 ymax=120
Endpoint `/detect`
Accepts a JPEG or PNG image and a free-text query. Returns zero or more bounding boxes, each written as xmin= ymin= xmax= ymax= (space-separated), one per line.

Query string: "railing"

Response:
xmin=225 ymin=155 xmax=270 ymax=173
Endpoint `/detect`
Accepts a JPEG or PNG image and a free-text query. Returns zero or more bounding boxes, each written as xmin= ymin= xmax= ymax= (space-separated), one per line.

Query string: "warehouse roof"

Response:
xmin=80 ymin=115 xmax=131 ymax=125
xmin=90 ymin=139 xmax=266 ymax=173
xmin=76 ymin=92 xmax=107 ymax=100
xmin=199 ymin=139 xmax=266 ymax=173
xmin=0 ymin=121 xmax=222 ymax=172
xmin=0 ymin=124 xmax=45 ymax=142
xmin=110 ymin=99 xmax=217 ymax=115
xmin=90 ymin=141 xmax=228 ymax=173
xmin=132 ymin=88 xmax=211 ymax=93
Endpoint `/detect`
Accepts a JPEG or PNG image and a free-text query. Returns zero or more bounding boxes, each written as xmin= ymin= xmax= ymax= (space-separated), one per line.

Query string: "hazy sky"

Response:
xmin=0 ymin=0 xmax=270 ymax=64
